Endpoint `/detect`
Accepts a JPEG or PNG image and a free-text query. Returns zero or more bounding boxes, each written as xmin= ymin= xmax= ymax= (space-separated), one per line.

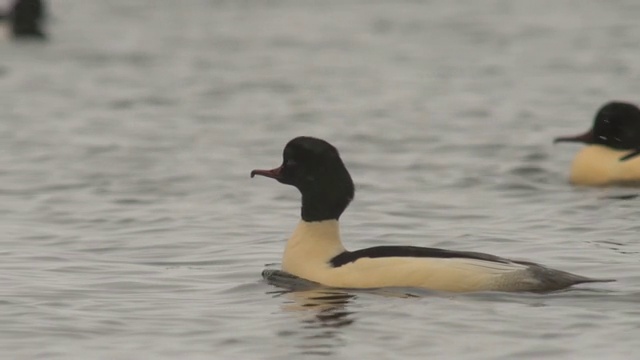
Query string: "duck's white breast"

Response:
xmin=569 ymin=145 xmax=640 ymax=186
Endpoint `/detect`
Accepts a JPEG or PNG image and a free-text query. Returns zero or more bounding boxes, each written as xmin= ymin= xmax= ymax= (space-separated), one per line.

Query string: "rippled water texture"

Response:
xmin=2 ymin=0 xmax=640 ymax=359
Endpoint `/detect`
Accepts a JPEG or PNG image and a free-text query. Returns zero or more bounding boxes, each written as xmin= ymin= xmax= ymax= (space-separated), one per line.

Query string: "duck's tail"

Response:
xmin=524 ymin=263 xmax=615 ymax=292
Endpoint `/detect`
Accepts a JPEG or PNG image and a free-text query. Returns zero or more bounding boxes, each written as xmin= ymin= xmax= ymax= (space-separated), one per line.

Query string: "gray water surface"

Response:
xmin=1 ymin=1 xmax=640 ymax=359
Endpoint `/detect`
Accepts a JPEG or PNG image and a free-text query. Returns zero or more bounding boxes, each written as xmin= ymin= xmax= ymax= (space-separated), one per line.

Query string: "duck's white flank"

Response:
xmin=569 ymin=145 xmax=640 ymax=186
xmin=282 ymin=220 xmax=543 ymax=293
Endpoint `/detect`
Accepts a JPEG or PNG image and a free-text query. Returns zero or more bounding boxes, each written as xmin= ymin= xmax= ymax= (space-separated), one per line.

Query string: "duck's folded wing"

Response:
xmin=329 ymin=245 xmax=514 ymax=267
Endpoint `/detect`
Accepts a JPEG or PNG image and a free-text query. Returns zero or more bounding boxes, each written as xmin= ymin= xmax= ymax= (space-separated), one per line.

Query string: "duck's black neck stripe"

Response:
xmin=300 ymin=193 xmax=351 ymax=222
xmin=329 ymin=246 xmax=511 ymax=267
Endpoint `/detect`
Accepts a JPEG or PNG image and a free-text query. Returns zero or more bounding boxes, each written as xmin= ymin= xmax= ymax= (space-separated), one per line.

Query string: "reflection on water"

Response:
xmin=263 ymin=269 xmax=448 ymax=357
xmin=269 ymin=286 xmax=356 ymax=356
xmin=276 ymin=288 xmax=356 ymax=315
xmin=265 ymin=269 xmax=426 ymax=356
xmin=601 ymin=193 xmax=639 ymax=200
xmin=264 ymin=269 xmax=356 ymax=329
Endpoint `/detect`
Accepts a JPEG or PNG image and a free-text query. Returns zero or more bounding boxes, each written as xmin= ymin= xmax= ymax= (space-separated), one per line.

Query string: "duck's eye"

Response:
xmin=285 ymin=159 xmax=297 ymax=167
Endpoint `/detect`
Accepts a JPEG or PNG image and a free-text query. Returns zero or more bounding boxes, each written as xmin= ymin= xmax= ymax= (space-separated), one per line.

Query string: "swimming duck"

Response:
xmin=554 ymin=101 xmax=640 ymax=186
xmin=251 ymin=136 xmax=612 ymax=293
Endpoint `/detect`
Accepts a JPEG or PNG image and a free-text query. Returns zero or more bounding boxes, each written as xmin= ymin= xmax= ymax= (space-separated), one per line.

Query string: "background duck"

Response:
xmin=0 ymin=0 xmax=47 ymax=40
xmin=554 ymin=101 xmax=640 ymax=186
xmin=251 ymin=136 xmax=612 ymax=293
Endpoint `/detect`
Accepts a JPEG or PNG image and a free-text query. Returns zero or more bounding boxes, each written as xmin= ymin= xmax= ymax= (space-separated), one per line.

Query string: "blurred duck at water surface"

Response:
xmin=0 ymin=0 xmax=47 ymax=40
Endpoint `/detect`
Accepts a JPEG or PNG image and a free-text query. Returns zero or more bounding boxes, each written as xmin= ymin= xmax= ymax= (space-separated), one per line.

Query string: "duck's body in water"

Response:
xmin=252 ymin=136 xmax=613 ymax=293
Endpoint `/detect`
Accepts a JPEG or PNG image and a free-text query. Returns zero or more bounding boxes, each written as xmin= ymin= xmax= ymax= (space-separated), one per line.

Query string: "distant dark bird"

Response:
xmin=0 ymin=0 xmax=47 ymax=40
xmin=554 ymin=101 xmax=640 ymax=186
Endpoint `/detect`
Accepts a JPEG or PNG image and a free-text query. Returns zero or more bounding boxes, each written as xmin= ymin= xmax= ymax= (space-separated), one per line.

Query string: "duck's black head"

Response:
xmin=554 ymin=101 xmax=640 ymax=150
xmin=10 ymin=0 xmax=47 ymax=40
xmin=251 ymin=136 xmax=355 ymax=222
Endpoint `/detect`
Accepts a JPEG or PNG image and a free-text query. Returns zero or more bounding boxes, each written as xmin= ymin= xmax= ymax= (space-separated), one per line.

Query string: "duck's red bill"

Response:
xmin=553 ymin=129 xmax=595 ymax=144
xmin=250 ymin=166 xmax=283 ymax=179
